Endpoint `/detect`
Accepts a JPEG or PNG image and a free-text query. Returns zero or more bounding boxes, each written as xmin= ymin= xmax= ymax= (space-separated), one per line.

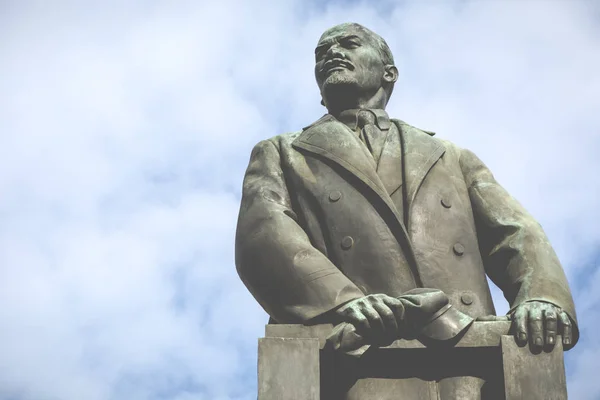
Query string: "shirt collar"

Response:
xmin=335 ymin=108 xmax=391 ymax=131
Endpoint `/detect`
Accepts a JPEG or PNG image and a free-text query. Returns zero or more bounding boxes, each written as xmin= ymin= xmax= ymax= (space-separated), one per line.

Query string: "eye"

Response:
xmin=342 ymin=39 xmax=360 ymax=49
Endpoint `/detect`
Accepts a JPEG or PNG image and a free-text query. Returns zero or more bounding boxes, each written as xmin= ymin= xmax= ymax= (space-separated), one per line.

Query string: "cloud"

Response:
xmin=0 ymin=0 xmax=598 ymax=399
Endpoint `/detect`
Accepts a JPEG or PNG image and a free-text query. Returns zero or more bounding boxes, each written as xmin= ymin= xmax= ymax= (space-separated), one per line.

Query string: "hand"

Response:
xmin=335 ymin=294 xmax=403 ymax=345
xmin=511 ymin=301 xmax=572 ymax=351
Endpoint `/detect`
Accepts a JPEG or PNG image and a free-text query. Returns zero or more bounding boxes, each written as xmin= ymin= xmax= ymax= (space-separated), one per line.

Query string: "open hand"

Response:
xmin=511 ymin=301 xmax=572 ymax=351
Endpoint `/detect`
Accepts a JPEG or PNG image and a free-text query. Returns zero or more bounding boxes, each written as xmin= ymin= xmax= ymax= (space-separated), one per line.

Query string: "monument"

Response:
xmin=235 ymin=22 xmax=578 ymax=399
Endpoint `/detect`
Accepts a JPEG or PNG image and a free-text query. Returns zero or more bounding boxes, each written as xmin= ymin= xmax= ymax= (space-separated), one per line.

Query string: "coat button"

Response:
xmin=461 ymin=293 xmax=474 ymax=305
xmin=453 ymin=243 xmax=465 ymax=256
xmin=441 ymin=198 xmax=451 ymax=208
xmin=341 ymin=236 xmax=354 ymax=250
xmin=329 ymin=191 xmax=342 ymax=202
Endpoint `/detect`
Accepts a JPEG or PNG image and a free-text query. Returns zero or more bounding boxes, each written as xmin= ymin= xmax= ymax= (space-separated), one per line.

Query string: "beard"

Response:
xmin=323 ymin=71 xmax=359 ymax=87
xmin=321 ymin=72 xmax=361 ymax=112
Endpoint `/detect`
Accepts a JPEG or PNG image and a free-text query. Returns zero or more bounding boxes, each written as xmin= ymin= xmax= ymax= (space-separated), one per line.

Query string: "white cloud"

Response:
xmin=1 ymin=1 xmax=598 ymax=399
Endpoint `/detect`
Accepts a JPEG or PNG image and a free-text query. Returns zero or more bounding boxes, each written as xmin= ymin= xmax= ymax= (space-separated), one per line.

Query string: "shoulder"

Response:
xmin=262 ymin=130 xmax=303 ymax=150
xmin=392 ymin=118 xmax=459 ymax=151
xmin=392 ymin=119 xmax=476 ymax=161
xmin=250 ymin=127 xmax=305 ymax=150
xmin=393 ymin=119 xmax=436 ymax=137
xmin=257 ymin=114 xmax=336 ymax=150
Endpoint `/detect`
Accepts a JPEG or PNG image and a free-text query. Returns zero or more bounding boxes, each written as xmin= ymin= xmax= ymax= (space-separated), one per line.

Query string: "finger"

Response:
xmin=360 ymin=302 xmax=384 ymax=339
xmin=372 ymin=301 xmax=399 ymax=340
xmin=544 ymin=307 xmax=558 ymax=348
xmin=343 ymin=306 xmax=371 ymax=335
xmin=382 ymin=296 xmax=411 ymax=334
xmin=528 ymin=306 xmax=544 ymax=350
xmin=336 ymin=299 xmax=357 ymax=317
xmin=558 ymin=311 xmax=573 ymax=348
xmin=381 ymin=296 xmax=405 ymax=320
xmin=513 ymin=306 xmax=528 ymax=346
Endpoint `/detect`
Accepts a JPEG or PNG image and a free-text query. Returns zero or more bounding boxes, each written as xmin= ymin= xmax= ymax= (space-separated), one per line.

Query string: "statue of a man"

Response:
xmin=235 ymin=22 xmax=578 ymax=397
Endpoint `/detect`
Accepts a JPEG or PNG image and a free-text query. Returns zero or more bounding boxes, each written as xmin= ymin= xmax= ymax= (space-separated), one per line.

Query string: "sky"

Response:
xmin=0 ymin=0 xmax=599 ymax=399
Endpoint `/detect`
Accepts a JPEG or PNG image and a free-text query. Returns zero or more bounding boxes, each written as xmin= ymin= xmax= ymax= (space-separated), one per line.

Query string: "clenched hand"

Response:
xmin=333 ymin=290 xmax=450 ymax=345
xmin=335 ymin=294 xmax=403 ymax=344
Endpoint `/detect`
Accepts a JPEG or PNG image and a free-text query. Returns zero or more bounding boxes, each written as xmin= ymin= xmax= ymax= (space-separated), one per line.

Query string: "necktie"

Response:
xmin=357 ymin=110 xmax=385 ymax=165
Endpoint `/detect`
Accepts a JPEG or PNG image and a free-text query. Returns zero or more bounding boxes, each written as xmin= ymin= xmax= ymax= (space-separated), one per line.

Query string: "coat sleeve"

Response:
xmin=235 ymin=139 xmax=364 ymax=323
xmin=459 ymin=148 xmax=579 ymax=345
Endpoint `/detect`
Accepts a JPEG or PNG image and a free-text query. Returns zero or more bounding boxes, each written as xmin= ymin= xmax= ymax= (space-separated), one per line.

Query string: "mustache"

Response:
xmin=320 ymin=58 xmax=355 ymax=74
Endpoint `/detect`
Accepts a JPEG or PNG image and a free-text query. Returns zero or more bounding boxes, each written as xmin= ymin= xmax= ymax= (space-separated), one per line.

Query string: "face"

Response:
xmin=314 ymin=25 xmax=390 ymax=108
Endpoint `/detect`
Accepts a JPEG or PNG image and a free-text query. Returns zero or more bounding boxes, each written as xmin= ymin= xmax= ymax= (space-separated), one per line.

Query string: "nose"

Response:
xmin=326 ymin=43 xmax=345 ymax=59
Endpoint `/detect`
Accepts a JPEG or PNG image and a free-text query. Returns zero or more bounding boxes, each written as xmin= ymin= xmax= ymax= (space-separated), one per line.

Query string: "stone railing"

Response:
xmin=258 ymin=321 xmax=567 ymax=399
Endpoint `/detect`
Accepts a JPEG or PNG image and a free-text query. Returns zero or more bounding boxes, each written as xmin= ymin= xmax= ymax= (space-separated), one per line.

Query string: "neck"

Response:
xmin=326 ymin=87 xmax=388 ymax=116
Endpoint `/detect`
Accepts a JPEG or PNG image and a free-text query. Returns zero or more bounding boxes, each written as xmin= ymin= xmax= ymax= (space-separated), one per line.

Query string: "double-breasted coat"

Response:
xmin=235 ymin=114 xmax=578 ymax=398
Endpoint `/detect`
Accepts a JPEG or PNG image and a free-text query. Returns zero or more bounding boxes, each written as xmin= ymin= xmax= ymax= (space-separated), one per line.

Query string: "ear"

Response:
xmin=383 ymin=65 xmax=398 ymax=84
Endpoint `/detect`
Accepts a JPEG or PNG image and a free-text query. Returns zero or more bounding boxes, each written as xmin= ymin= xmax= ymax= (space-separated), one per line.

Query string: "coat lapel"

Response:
xmin=393 ymin=120 xmax=446 ymax=224
xmin=376 ymin=124 xmax=403 ymax=197
xmin=292 ymin=116 xmax=446 ymax=288
xmin=293 ymin=115 xmax=418 ymax=280
xmin=293 ymin=115 xmax=393 ymax=210
xmin=293 ymin=116 xmax=447 ymax=227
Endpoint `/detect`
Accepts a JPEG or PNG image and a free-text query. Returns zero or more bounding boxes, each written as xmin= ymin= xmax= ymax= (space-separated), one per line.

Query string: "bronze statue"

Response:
xmin=235 ymin=22 xmax=578 ymax=398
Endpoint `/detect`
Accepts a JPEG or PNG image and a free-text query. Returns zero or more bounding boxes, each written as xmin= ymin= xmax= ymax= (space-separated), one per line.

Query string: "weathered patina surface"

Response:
xmin=260 ymin=323 xmax=567 ymax=400
xmin=236 ymin=22 xmax=578 ymax=399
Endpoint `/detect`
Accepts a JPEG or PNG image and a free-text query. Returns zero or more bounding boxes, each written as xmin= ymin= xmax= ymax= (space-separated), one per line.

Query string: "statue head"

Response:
xmin=314 ymin=23 xmax=398 ymax=114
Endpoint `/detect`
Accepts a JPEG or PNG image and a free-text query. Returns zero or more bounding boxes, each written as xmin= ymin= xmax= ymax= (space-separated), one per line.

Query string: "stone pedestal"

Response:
xmin=258 ymin=322 xmax=567 ymax=399
xmin=258 ymin=337 xmax=320 ymax=400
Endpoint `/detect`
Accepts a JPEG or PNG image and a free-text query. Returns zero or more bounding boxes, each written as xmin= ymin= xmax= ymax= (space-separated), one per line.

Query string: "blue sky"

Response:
xmin=1 ymin=0 xmax=599 ymax=399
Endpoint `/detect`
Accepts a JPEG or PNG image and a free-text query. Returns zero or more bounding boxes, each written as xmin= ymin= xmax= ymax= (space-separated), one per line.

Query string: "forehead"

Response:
xmin=317 ymin=25 xmax=372 ymax=46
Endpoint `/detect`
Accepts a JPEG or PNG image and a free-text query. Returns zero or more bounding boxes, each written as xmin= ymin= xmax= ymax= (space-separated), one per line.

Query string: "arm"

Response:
xmin=460 ymin=148 xmax=578 ymax=349
xmin=235 ymin=139 xmax=363 ymax=323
